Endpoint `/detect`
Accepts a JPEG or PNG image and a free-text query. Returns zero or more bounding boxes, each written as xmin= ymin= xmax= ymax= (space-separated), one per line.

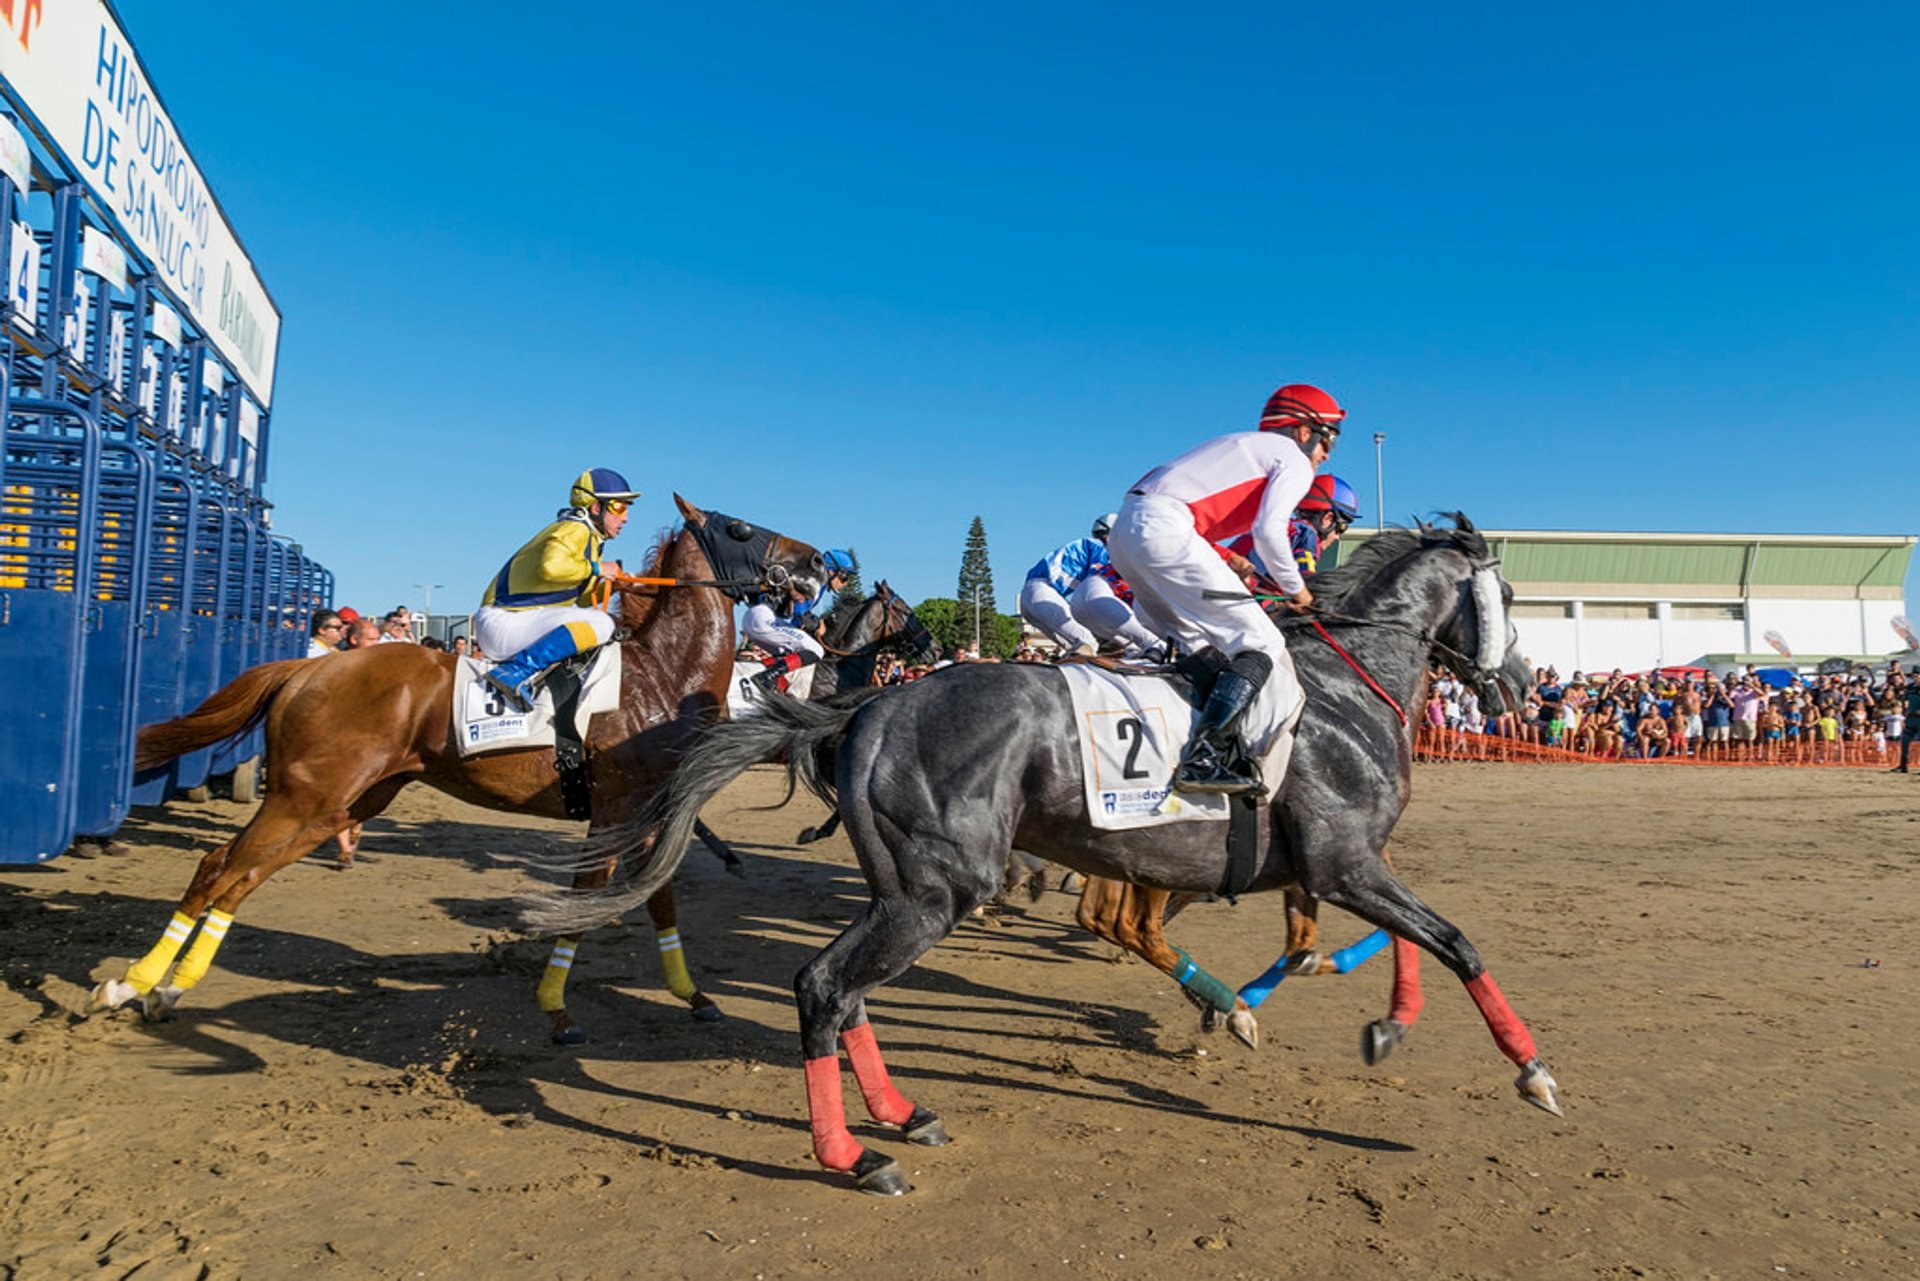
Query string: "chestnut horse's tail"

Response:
xmin=135 ymin=658 xmax=314 ymax=771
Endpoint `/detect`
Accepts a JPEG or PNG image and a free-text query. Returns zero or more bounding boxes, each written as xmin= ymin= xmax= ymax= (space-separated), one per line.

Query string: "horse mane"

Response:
xmin=613 ymin=526 xmax=682 ymax=630
xmin=1308 ymin=513 xmax=1490 ymax=611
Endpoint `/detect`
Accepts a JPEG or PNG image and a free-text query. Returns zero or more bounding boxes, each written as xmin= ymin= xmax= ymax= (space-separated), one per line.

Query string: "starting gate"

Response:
xmin=1 ymin=5 xmax=329 ymax=860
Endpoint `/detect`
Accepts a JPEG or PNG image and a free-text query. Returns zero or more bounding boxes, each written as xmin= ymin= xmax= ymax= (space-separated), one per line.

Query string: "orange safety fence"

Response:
xmin=1411 ymin=725 xmax=1903 ymax=769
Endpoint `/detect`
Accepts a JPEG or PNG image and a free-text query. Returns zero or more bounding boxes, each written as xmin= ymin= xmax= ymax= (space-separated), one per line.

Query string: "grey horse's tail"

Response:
xmin=519 ymin=693 xmax=860 ymax=936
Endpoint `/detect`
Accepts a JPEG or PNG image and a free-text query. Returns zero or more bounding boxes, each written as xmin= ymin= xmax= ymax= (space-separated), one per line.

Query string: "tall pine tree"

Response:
xmin=955 ymin=516 xmax=996 ymax=653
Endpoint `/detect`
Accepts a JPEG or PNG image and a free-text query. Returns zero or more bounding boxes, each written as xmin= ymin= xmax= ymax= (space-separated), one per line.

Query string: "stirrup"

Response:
xmin=1172 ymin=742 xmax=1265 ymax=797
xmin=484 ymin=669 xmax=535 ymax=713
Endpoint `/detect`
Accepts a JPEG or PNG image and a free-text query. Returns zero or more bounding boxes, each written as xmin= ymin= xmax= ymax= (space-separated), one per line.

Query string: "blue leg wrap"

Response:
xmin=1329 ymin=929 xmax=1392 ymax=974
xmin=1237 ymin=957 xmax=1292 ymax=1009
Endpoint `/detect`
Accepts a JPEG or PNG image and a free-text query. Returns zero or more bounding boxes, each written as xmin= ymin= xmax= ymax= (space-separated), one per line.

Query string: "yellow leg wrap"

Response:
xmin=657 ymin=928 xmax=697 ymax=1001
xmin=124 ymin=911 xmax=199 ymax=994
xmin=537 ymin=939 xmax=578 ymax=1013
xmin=168 ymin=909 xmax=234 ymax=992
xmin=564 ymin=621 xmax=600 ymax=651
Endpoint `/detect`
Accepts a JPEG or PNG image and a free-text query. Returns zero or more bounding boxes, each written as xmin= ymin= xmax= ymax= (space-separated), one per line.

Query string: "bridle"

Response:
xmin=681 ymin=513 xmax=813 ymax=602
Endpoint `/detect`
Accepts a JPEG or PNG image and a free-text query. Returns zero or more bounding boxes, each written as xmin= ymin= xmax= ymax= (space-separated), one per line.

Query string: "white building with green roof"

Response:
xmin=1327 ymin=529 xmax=1915 ymax=675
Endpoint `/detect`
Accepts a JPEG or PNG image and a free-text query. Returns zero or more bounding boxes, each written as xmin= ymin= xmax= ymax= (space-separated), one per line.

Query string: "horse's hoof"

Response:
xmin=1362 ymin=1018 xmax=1406 ymax=1066
xmin=850 ymin=1149 xmax=910 ymax=1196
xmin=900 ymin=1106 xmax=950 ymax=1147
xmin=796 ymin=827 xmax=822 ymax=846
xmin=1059 ymin=872 xmax=1084 ymax=895
xmin=1516 ymin=1058 xmax=1563 ymax=1117
xmin=551 ymin=1026 xmax=588 ymax=1047
xmin=141 ymin=986 xmax=183 ymax=1022
xmin=1226 ymin=1006 xmax=1259 ymax=1050
xmin=688 ymin=1003 xmax=724 ymax=1024
xmin=1285 ymin=950 xmax=1323 ymax=977
xmin=1198 ymin=1006 xmax=1218 ymax=1034
xmin=88 ymin=979 xmax=139 ymax=1013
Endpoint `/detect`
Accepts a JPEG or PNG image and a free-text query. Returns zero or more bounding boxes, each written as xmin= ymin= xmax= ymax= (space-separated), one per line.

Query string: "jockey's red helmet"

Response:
xmin=1258 ymin=383 xmax=1345 ymax=436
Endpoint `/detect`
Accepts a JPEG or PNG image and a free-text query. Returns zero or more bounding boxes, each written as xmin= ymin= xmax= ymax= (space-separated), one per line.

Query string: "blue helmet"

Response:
xmin=820 ymin=549 xmax=856 ymax=576
xmin=569 ymin=467 xmax=641 ymax=509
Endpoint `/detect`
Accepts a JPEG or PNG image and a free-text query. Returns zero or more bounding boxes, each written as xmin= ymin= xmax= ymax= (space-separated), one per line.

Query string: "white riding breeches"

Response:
xmin=473 ymin=604 xmax=615 ymax=659
xmin=1069 ymin=574 xmax=1163 ymax=656
xmin=1019 ymin=577 xmax=1097 ymax=652
xmin=1108 ymin=491 xmax=1300 ymax=748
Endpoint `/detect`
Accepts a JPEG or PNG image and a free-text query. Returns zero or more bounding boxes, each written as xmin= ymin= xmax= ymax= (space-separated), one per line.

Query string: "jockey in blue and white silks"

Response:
xmin=475 ymin=467 xmax=641 ymax=711
xmin=742 ymin=548 xmax=856 ymax=696
xmin=1019 ymin=515 xmax=1164 ymax=657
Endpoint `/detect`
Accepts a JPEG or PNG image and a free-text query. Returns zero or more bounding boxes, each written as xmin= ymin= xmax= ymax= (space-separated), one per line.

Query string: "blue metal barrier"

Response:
xmin=128 ymin=459 xmax=197 ymax=806
xmin=73 ymin=435 xmax=155 ymax=836
xmin=0 ymin=396 xmax=104 ymax=862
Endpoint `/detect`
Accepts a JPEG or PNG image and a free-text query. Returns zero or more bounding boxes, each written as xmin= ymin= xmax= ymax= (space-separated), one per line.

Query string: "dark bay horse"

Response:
xmin=95 ymin=496 xmax=821 ymax=1039
xmin=694 ymin=580 xmax=940 ymax=864
xmin=542 ymin=516 xmax=1558 ymax=1194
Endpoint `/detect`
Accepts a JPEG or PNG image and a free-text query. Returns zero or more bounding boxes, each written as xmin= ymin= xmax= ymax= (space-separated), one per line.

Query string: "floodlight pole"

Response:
xmin=1372 ymin=433 xmax=1386 ymax=531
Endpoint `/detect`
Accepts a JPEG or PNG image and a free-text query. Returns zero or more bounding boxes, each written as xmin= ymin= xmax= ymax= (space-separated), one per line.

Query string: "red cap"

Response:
xmin=337 ymin=606 xmax=361 ymax=622
xmin=1259 ymin=383 xmax=1345 ymax=432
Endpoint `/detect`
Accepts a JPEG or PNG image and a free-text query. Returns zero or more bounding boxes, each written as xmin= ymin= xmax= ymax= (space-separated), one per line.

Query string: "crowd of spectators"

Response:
xmin=1421 ymin=660 xmax=1919 ymax=767
xmin=307 ymin=604 xmax=473 ymax=657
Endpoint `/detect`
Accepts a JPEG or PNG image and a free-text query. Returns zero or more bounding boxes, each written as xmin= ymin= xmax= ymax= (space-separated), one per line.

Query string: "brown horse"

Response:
xmin=92 ymin=496 xmax=822 ymax=1041
xmin=1071 ymin=859 xmax=1423 ymax=1059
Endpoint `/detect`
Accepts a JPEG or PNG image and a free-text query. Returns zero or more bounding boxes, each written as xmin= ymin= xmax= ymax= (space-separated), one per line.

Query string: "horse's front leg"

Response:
xmin=645 ymin=882 xmax=721 ymax=1022
xmin=1074 ymin=876 xmax=1258 ymax=1049
xmin=1304 ymin=835 xmax=1560 ymax=1116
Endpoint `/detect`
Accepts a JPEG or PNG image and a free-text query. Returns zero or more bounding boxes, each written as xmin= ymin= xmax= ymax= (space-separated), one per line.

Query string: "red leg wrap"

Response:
xmin=1389 ymin=936 xmax=1424 ymax=1026
xmin=841 ymin=1023 xmax=915 ymax=1125
xmin=803 ymin=1056 xmax=864 ymax=1171
xmin=1465 ymin=972 xmax=1537 ymax=1066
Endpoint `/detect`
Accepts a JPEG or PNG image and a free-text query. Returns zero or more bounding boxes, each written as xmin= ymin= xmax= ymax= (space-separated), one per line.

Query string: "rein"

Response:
xmin=1308 ymin=619 xmax=1407 ymax=726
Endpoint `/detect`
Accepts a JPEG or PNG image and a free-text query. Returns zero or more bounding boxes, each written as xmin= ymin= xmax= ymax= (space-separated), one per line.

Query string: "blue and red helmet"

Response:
xmin=569 ymin=468 xmax=642 ymax=509
xmin=1296 ymin=473 xmax=1360 ymax=524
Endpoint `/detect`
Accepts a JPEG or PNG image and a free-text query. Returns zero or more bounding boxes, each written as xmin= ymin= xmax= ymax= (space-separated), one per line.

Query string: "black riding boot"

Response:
xmin=1174 ymin=651 xmax=1273 ymax=796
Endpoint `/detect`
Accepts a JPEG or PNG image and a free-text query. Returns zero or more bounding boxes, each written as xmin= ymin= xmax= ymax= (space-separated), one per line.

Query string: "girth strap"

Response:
xmin=546 ymin=655 xmax=594 ymax=821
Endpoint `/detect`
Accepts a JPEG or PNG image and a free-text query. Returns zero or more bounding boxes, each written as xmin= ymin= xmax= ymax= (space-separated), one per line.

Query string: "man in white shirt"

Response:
xmin=1108 ymin=382 xmax=1343 ymax=794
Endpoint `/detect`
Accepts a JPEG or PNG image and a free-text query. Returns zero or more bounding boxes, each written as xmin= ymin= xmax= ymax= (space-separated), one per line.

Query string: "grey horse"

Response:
xmin=531 ymin=516 xmax=1559 ymax=1195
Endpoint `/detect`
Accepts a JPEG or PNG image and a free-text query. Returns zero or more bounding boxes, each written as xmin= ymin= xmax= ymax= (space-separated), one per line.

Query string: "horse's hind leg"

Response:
xmin=1074 ymin=877 xmax=1258 ymax=1048
xmin=795 ymin=863 xmax=990 ymax=1195
xmin=92 ymin=781 xmax=396 ymax=1018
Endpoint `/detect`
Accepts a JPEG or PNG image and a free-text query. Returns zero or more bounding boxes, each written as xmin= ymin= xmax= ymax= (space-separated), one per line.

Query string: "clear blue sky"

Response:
xmin=121 ymin=3 xmax=1919 ymax=632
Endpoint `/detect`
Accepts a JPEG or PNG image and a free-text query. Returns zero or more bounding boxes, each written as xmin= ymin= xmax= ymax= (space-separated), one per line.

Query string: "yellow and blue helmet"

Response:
xmin=569 ymin=467 xmax=642 ymax=509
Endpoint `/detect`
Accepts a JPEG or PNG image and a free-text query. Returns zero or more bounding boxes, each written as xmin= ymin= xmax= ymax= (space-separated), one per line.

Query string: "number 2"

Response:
xmin=1114 ymin=716 xmax=1149 ymax=779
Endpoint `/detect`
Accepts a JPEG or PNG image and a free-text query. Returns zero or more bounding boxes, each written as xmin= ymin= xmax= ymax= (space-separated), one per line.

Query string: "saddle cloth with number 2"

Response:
xmin=1056 ymin=664 xmax=1231 ymax=831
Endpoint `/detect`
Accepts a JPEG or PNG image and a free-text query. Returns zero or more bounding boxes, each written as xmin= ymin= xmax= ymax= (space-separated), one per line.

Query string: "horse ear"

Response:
xmin=674 ymin=494 xmax=706 ymax=526
xmin=877 ymin=579 xmax=892 ymax=598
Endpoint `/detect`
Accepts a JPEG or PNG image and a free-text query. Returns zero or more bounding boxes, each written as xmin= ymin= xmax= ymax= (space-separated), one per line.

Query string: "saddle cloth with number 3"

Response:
xmin=1056 ymin=665 xmax=1232 ymax=831
xmin=451 ymin=651 xmax=623 ymax=758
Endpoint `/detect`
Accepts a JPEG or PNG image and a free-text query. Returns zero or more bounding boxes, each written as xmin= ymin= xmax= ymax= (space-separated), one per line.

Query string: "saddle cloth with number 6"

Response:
xmin=1056 ymin=664 xmax=1232 ymax=831
xmin=451 ymin=651 xmax=623 ymax=758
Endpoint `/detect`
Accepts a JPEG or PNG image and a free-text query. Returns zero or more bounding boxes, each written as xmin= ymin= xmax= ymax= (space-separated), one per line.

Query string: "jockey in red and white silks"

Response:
xmin=1107 ymin=383 xmax=1344 ymax=795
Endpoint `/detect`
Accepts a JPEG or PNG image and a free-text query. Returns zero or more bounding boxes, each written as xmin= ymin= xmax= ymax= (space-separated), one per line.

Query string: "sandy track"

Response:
xmin=4 ymin=764 xmax=1918 ymax=1278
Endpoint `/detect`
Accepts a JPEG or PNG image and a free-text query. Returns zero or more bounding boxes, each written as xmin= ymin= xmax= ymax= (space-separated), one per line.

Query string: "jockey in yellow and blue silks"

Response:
xmin=474 ymin=467 xmax=641 ymax=711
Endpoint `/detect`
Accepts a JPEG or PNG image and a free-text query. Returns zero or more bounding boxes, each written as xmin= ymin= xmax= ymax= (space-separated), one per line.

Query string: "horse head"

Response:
xmin=673 ymin=494 xmax=823 ymax=603
xmin=872 ymin=580 xmax=942 ymax=664
xmin=1414 ymin=514 xmax=1534 ymax=716
xmin=1310 ymin=514 xmax=1533 ymax=716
